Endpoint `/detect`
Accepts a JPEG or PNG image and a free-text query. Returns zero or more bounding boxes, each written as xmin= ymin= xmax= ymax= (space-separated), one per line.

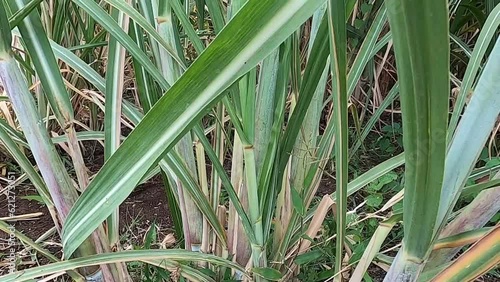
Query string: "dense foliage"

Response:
xmin=0 ymin=0 xmax=498 ymax=281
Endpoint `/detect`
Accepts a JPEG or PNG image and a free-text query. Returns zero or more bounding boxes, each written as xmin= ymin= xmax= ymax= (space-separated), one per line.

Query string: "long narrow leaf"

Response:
xmin=327 ymin=0 xmax=348 ymax=279
xmin=437 ymin=38 xmax=500 ymax=228
xmin=430 ymin=226 xmax=500 ymax=282
xmin=384 ymin=0 xmax=450 ymax=280
xmin=104 ymin=0 xmax=129 ymax=248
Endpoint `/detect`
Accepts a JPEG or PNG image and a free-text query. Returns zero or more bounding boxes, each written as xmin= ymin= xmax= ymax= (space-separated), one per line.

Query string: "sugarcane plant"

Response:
xmin=0 ymin=0 xmax=499 ymax=281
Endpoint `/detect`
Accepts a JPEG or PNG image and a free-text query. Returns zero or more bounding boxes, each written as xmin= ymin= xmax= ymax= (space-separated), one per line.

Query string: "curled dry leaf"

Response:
xmin=161 ymin=233 xmax=176 ymax=249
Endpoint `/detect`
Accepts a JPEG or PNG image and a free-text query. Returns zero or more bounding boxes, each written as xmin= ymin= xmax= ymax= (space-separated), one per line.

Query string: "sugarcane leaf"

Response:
xmin=291 ymin=187 xmax=305 ymax=216
xmin=430 ymin=226 xmax=500 ymax=282
xmin=252 ymin=267 xmax=283 ymax=281
xmin=384 ymin=0 xmax=450 ymax=280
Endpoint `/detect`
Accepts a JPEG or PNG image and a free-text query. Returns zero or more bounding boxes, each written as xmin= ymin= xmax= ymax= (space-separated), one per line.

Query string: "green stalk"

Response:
xmin=228 ymin=0 xmax=262 ymax=269
xmin=156 ymin=0 xmax=182 ymax=84
xmin=158 ymin=153 xmax=227 ymax=250
xmin=228 ymin=133 xmax=252 ymax=266
xmin=128 ymin=3 xmax=183 ymax=240
xmin=204 ymin=0 xmax=224 ymax=33
xmin=136 ymin=0 xmax=161 ymax=67
xmin=194 ymin=0 xmax=204 ymax=29
xmin=104 ymin=0 xmax=129 ymax=253
xmin=156 ymin=0 xmax=203 ymax=251
xmin=194 ymin=136 xmax=210 ymax=255
xmin=274 ymin=15 xmax=330 ymax=264
xmin=211 ymin=103 xmax=224 ymax=215
xmin=327 ymin=0 xmax=348 ymax=280
xmin=243 ymin=146 xmax=265 ymax=269
xmin=71 ymin=0 xmax=171 ymax=90
xmin=290 ymin=31 xmax=302 ymax=95
xmin=192 ymin=125 xmax=256 ymax=246
xmin=101 ymin=0 xmax=186 ymax=70
xmin=273 ymin=5 xmax=328 ymax=265
xmin=384 ymin=0 xmax=449 ymax=280
xmin=129 ymin=20 xmax=158 ymax=113
xmin=169 ymin=0 xmax=204 ymax=54
xmin=261 ymin=41 xmax=290 ymax=248
xmin=290 ymin=4 xmax=326 ymax=199
xmin=99 ymin=11 xmax=137 ymax=281
xmin=278 ymin=8 xmax=389 ymax=262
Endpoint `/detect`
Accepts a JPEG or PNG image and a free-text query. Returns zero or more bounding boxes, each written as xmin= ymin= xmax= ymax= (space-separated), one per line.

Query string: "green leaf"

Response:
xmin=346 ymin=212 xmax=359 ymax=225
xmin=143 ymin=223 xmax=157 ymax=249
xmin=61 ymin=0 xmax=325 ymax=258
xmin=303 ymin=153 xmax=405 ymax=225
xmin=291 ymin=187 xmax=305 ymax=216
xmin=384 ymin=0 xmax=450 ymax=279
xmin=392 ymin=202 xmax=404 ymax=214
xmin=103 ymin=1 xmax=128 ymax=246
xmin=461 ymin=179 xmax=500 ymax=197
xmin=327 ymin=0 xmax=348 ymax=278
xmin=485 ymin=158 xmax=500 ymax=168
xmin=252 ymin=267 xmax=283 ymax=281
xmin=0 ymin=3 xmax=13 ymax=54
xmin=369 ymin=171 xmax=398 ymax=191
xmin=366 ymin=194 xmax=383 ymax=208
xmin=0 ymin=123 xmax=50 ymax=203
xmin=8 ymin=0 xmax=43 ymax=28
xmin=354 ymin=19 xmax=364 ymax=29
xmin=0 ymin=221 xmax=83 ymax=281
xmin=295 ymin=250 xmax=323 ymax=265
xmin=360 ymin=3 xmax=372 ymax=15
xmin=19 ymin=195 xmax=45 ymax=204
xmin=490 ymin=213 xmax=500 ymax=223
xmin=430 ymin=227 xmax=500 ymax=282
xmin=7 ymin=0 xmax=74 ymax=126
xmin=438 ymin=37 xmax=500 ymax=226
